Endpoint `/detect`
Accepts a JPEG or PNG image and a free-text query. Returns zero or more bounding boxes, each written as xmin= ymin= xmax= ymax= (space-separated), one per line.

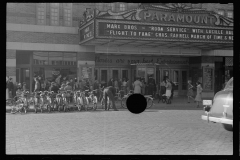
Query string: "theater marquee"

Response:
xmin=79 ymin=3 xmax=233 ymax=45
xmin=96 ymin=20 xmax=233 ymax=43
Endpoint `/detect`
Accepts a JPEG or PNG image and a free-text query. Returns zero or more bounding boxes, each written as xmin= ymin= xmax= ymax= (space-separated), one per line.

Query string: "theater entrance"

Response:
xmin=132 ymin=64 xmax=157 ymax=84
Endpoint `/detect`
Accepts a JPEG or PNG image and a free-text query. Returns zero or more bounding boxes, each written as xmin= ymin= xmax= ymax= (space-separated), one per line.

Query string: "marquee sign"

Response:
xmin=96 ymin=20 xmax=233 ymax=43
xmin=79 ymin=3 xmax=233 ymax=45
xmin=79 ymin=21 xmax=94 ymax=44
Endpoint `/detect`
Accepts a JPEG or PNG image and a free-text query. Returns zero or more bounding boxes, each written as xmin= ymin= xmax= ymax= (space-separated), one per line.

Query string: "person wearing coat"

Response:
xmin=158 ymin=79 xmax=167 ymax=103
xmin=141 ymin=79 xmax=146 ymax=95
xmin=195 ymin=82 xmax=203 ymax=108
xmin=34 ymin=77 xmax=40 ymax=92
xmin=165 ymin=78 xmax=172 ymax=102
xmin=7 ymin=78 xmax=14 ymax=98
xmin=103 ymin=86 xmax=118 ymax=111
xmin=148 ymin=77 xmax=156 ymax=98
xmin=133 ymin=77 xmax=142 ymax=94
xmin=187 ymin=80 xmax=194 ymax=103
xmin=108 ymin=78 xmax=114 ymax=87
xmin=6 ymin=76 xmax=9 ymax=99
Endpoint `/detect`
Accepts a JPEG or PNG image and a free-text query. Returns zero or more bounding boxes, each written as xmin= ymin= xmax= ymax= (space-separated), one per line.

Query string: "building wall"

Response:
xmin=6 ymin=3 xmax=233 ymax=96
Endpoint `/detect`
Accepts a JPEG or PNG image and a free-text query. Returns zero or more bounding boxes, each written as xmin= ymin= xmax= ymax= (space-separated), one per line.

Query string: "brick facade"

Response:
xmin=7 ymin=31 xmax=79 ymax=44
xmin=6 ymin=67 xmax=16 ymax=76
xmin=6 ymin=50 xmax=16 ymax=59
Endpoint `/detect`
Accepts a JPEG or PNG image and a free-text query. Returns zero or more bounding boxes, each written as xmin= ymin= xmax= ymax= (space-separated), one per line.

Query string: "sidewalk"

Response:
xmin=6 ymin=96 xmax=205 ymax=113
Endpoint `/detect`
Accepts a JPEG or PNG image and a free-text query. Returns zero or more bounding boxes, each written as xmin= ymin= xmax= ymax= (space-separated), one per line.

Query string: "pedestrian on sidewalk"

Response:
xmin=7 ymin=77 xmax=14 ymax=98
xmin=165 ymin=78 xmax=172 ymax=103
xmin=170 ymin=80 xmax=175 ymax=100
xmin=187 ymin=80 xmax=194 ymax=103
xmin=195 ymin=82 xmax=203 ymax=108
xmin=141 ymin=78 xmax=146 ymax=95
xmin=133 ymin=77 xmax=142 ymax=94
xmin=34 ymin=77 xmax=40 ymax=92
xmin=6 ymin=76 xmax=9 ymax=100
xmin=122 ymin=78 xmax=127 ymax=94
xmin=158 ymin=78 xmax=166 ymax=103
xmin=103 ymin=86 xmax=118 ymax=111
xmin=114 ymin=78 xmax=119 ymax=93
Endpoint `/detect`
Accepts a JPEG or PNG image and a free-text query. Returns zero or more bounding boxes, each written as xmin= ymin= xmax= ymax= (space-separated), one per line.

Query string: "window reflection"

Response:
xmin=63 ymin=53 xmax=76 ymax=66
xmin=33 ymin=52 xmax=48 ymax=65
xmin=49 ymin=52 xmax=63 ymax=65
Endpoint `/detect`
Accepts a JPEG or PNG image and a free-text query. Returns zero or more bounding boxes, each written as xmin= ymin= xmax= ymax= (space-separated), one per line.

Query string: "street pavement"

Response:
xmin=6 ymin=97 xmax=233 ymax=155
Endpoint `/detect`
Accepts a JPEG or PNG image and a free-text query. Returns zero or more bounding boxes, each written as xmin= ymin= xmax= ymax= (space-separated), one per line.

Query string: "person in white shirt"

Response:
xmin=122 ymin=78 xmax=127 ymax=94
xmin=133 ymin=77 xmax=142 ymax=94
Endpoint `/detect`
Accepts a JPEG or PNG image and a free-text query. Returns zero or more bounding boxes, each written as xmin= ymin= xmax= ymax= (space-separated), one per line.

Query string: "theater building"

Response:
xmin=6 ymin=3 xmax=233 ymax=98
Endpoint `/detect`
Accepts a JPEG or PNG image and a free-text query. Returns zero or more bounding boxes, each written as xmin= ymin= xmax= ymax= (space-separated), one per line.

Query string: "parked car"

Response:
xmin=201 ymin=77 xmax=233 ymax=131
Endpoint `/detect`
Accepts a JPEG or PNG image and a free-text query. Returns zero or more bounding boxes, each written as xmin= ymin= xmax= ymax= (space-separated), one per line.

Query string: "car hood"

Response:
xmin=209 ymin=89 xmax=233 ymax=119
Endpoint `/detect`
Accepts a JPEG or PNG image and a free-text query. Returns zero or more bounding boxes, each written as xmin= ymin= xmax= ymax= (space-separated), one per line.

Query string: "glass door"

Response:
xmin=100 ymin=69 xmax=108 ymax=87
xmin=137 ymin=67 xmax=146 ymax=81
xmin=146 ymin=67 xmax=154 ymax=84
xmin=94 ymin=68 xmax=99 ymax=81
xmin=181 ymin=70 xmax=188 ymax=96
xmin=162 ymin=69 xmax=171 ymax=81
xmin=20 ymin=68 xmax=30 ymax=91
xmin=121 ymin=69 xmax=129 ymax=81
xmin=111 ymin=68 xmax=120 ymax=81
xmin=172 ymin=69 xmax=180 ymax=96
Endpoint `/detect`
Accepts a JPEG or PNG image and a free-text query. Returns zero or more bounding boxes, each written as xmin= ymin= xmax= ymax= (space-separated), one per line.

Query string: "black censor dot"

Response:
xmin=126 ymin=94 xmax=147 ymax=114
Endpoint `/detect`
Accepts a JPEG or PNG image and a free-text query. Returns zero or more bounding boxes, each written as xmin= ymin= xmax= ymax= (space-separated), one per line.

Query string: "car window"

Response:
xmin=224 ymin=77 xmax=233 ymax=90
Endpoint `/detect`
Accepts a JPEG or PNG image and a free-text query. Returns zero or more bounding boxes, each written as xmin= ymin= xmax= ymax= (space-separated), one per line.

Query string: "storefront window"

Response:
xmin=101 ymin=70 xmax=108 ymax=84
xmin=112 ymin=69 xmax=119 ymax=80
xmin=33 ymin=52 xmax=77 ymax=83
xmin=49 ymin=52 xmax=63 ymax=65
xmin=147 ymin=68 xmax=154 ymax=83
xmin=122 ymin=70 xmax=128 ymax=80
xmin=137 ymin=68 xmax=146 ymax=79
xmin=63 ymin=53 xmax=76 ymax=66
xmin=33 ymin=52 xmax=48 ymax=65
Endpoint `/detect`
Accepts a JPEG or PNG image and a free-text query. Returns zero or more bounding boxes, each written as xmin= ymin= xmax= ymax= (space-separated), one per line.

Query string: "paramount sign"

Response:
xmin=79 ymin=3 xmax=233 ymax=44
xmin=93 ymin=3 xmax=233 ymax=27
xmin=141 ymin=11 xmax=216 ymax=26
